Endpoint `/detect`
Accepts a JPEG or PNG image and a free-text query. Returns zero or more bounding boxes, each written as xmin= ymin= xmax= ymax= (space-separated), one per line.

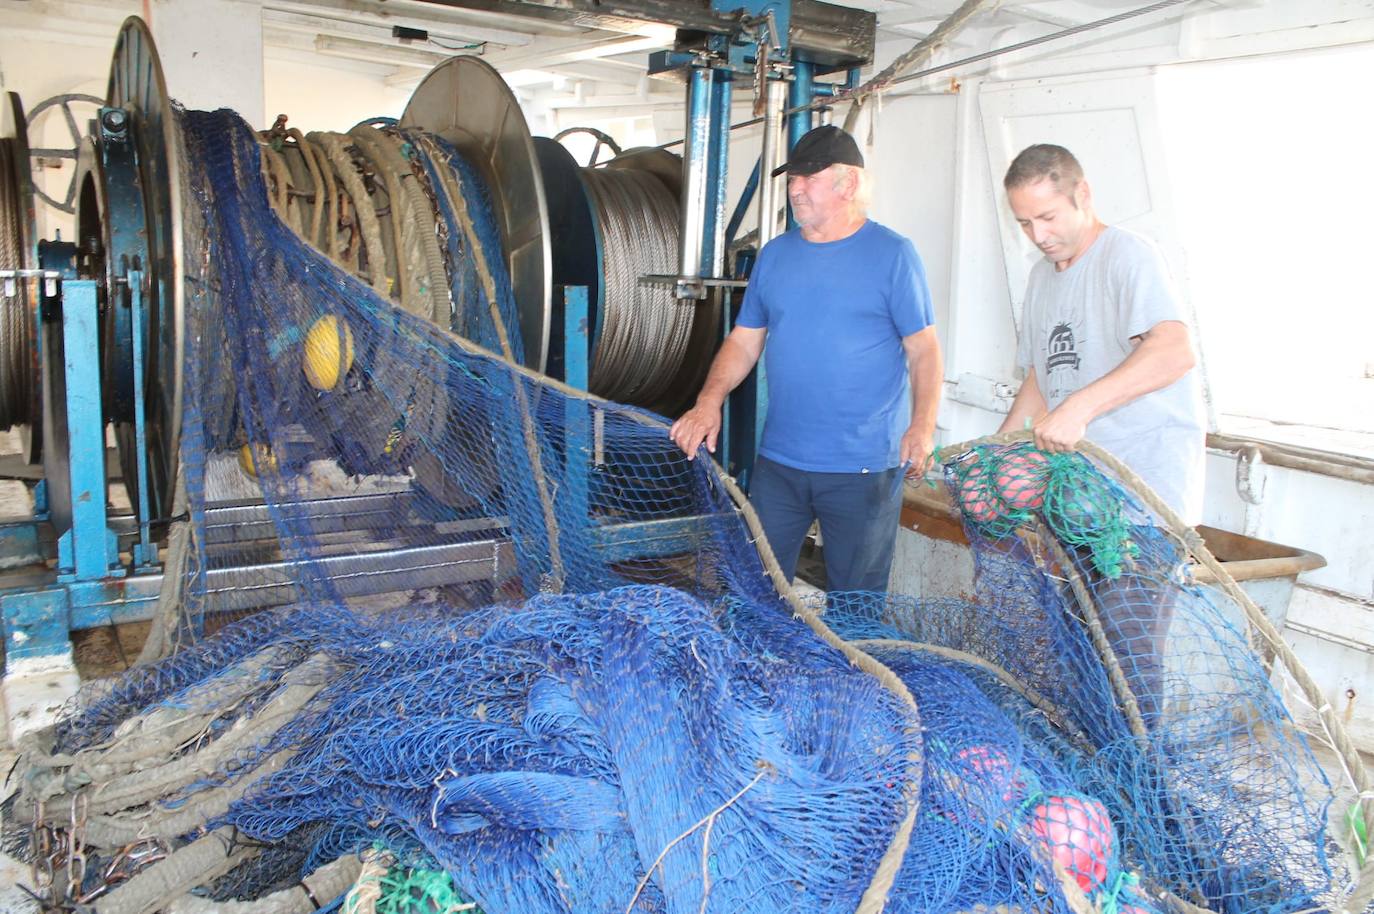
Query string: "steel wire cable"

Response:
xmin=0 ymin=137 xmax=34 ymax=429
xmin=580 ymin=166 xmax=687 ymax=406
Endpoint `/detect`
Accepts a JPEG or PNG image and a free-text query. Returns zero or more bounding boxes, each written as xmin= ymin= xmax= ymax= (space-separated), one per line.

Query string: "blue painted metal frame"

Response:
xmin=53 ymin=280 xmax=122 ymax=583
xmin=3 ymin=273 xmax=143 ymax=672
xmin=562 ymin=283 xmax=591 ymax=528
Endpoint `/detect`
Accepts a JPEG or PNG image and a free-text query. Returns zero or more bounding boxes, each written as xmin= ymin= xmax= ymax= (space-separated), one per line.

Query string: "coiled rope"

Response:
xmin=580 ymin=165 xmax=687 ymax=406
xmin=258 ymin=118 xmax=699 ymax=410
xmin=0 ymin=135 xmax=36 ymax=430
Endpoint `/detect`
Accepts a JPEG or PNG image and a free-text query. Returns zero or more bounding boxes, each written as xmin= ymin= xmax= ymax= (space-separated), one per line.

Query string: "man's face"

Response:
xmin=1008 ymin=177 xmax=1093 ymax=268
xmin=787 ymin=165 xmax=848 ymax=228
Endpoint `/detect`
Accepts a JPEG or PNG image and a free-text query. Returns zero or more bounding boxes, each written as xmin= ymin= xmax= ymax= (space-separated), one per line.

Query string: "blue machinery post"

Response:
xmin=563 ymin=285 xmax=591 ymax=545
xmin=127 ymin=270 xmax=159 ymax=570
xmin=3 ymin=277 xmax=130 ymax=669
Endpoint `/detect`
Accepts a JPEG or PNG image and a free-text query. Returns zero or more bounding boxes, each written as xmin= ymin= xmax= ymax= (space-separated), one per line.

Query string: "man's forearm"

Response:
xmin=1064 ymin=323 xmax=1195 ymax=422
xmin=695 ymin=336 xmax=762 ymax=408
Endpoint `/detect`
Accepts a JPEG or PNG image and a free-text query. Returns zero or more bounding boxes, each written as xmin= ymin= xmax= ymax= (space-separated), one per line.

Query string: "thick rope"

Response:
xmin=78 ymin=749 xmax=294 ymax=848
xmin=170 ymin=854 xmax=363 ymax=914
xmin=285 ymin=129 xmax=327 ymax=247
xmin=347 ymin=126 xmax=445 ymax=322
xmin=309 ymin=133 xmax=389 ymax=294
xmin=34 ymin=659 xmax=328 ymax=817
xmin=93 ymin=827 xmax=257 ymax=914
xmin=19 ymin=643 xmax=299 ymax=781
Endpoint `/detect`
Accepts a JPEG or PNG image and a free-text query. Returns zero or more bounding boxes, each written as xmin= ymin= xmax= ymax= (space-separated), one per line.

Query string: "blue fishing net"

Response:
xmin=9 ymin=108 xmax=1351 ymax=914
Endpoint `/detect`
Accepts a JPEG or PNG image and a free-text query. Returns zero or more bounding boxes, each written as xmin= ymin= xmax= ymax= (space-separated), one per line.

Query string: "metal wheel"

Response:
xmin=91 ymin=17 xmax=185 ymax=525
xmin=553 ymin=126 xmax=622 ymax=167
xmin=26 ymin=93 xmax=104 ymax=216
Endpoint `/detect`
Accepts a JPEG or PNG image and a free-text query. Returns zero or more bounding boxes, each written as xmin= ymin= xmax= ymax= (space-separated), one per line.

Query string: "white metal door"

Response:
xmin=978 ymin=68 xmax=1190 ymax=334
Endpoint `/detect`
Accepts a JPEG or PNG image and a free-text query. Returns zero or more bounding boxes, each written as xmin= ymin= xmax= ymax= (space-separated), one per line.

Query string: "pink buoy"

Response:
xmin=956 ymin=463 xmax=1000 ymax=524
xmin=1026 ymin=794 xmax=1114 ymax=893
xmin=996 ymin=450 xmax=1049 ymax=510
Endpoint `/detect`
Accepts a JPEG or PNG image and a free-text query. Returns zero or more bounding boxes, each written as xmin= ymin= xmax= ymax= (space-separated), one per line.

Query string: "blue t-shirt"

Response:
xmin=737 ymin=220 xmax=934 ymax=472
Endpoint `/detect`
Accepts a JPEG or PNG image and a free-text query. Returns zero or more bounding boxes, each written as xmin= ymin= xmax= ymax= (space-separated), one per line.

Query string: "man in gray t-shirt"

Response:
xmin=998 ymin=144 xmax=1206 ymax=725
xmin=998 ymin=144 xmax=1206 ymax=525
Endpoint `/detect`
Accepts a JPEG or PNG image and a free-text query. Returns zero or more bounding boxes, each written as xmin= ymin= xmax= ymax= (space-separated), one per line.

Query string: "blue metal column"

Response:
xmin=787 ymin=59 xmax=815 ymax=149
xmin=785 ymin=59 xmax=815 ymax=232
xmin=562 ymin=285 xmax=591 ymax=587
xmin=54 ymin=280 xmax=122 ymax=583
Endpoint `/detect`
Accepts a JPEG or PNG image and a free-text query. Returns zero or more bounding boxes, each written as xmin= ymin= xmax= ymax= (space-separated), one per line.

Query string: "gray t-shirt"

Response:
xmin=1016 ymin=226 xmax=1206 ymax=523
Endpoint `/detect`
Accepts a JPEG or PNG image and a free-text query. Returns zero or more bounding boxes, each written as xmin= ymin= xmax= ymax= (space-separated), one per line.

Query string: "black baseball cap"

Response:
xmin=771 ymin=125 xmax=864 ymax=177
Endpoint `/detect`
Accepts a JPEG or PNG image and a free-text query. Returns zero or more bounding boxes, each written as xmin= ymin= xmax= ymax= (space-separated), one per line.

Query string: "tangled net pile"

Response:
xmin=4 ymin=106 xmax=1367 ymax=914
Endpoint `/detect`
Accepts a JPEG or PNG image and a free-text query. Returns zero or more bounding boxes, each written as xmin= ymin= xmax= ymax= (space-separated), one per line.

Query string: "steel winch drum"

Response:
xmin=70 ymin=16 xmax=191 ymax=529
xmin=0 ymin=91 xmax=43 ymax=463
xmin=402 ymin=59 xmax=718 ymax=415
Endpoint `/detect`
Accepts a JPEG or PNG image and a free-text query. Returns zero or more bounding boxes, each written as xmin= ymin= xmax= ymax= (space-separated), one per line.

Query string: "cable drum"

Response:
xmin=0 ymin=136 xmax=35 ymax=430
xmin=580 ymin=165 xmax=687 ymax=406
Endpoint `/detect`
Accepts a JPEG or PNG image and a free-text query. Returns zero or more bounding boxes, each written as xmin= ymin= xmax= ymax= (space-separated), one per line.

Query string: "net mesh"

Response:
xmin=6 ymin=108 xmax=1359 ymax=914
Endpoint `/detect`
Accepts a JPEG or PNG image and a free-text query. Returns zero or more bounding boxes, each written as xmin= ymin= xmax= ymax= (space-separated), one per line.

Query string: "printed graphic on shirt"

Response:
xmin=1045 ymin=321 xmax=1080 ymax=399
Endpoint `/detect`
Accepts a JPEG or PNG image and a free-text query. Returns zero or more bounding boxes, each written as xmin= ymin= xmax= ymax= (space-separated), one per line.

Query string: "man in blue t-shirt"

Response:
xmin=670 ymin=125 xmax=944 ymax=592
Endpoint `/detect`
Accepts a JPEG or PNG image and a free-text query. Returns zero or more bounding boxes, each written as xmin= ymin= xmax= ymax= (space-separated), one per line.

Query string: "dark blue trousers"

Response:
xmin=749 ymin=456 xmax=903 ymax=592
